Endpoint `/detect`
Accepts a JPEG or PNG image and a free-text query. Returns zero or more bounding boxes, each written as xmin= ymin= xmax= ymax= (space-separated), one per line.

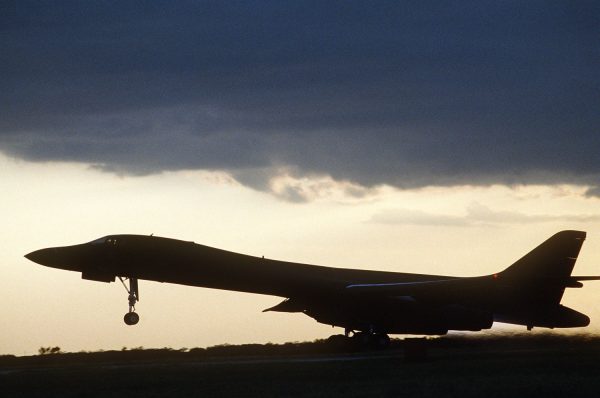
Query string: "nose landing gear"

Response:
xmin=119 ymin=277 xmax=139 ymax=325
xmin=124 ymin=311 xmax=139 ymax=325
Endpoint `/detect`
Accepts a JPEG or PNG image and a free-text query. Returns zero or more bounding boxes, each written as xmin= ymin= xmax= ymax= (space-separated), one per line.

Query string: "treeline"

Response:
xmin=2 ymin=332 xmax=600 ymax=366
xmin=0 ymin=339 xmax=362 ymax=367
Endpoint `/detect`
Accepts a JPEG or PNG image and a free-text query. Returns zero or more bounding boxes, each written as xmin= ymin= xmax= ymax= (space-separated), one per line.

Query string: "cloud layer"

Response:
xmin=2 ymin=1 xmax=599 ymax=195
xmin=371 ymin=202 xmax=600 ymax=227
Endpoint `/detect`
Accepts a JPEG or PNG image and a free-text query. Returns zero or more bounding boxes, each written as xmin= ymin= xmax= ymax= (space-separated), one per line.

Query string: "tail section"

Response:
xmin=495 ymin=230 xmax=593 ymax=329
xmin=502 ymin=230 xmax=586 ymax=281
xmin=499 ymin=230 xmax=586 ymax=307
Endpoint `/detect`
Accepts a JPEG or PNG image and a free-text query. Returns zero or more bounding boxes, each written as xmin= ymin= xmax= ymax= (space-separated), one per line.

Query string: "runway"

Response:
xmin=3 ymin=337 xmax=600 ymax=397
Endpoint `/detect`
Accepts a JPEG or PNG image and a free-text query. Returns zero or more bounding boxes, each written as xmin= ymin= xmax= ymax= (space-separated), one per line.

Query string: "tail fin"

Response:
xmin=502 ymin=230 xmax=586 ymax=279
xmin=500 ymin=230 xmax=586 ymax=306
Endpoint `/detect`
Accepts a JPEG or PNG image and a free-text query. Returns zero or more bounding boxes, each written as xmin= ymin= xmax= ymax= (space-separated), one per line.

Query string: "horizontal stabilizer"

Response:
xmin=571 ymin=276 xmax=600 ymax=281
xmin=565 ymin=276 xmax=600 ymax=288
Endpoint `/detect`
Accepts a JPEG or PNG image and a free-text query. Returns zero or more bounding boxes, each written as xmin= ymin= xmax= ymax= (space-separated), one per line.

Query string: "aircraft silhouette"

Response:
xmin=25 ymin=230 xmax=600 ymax=346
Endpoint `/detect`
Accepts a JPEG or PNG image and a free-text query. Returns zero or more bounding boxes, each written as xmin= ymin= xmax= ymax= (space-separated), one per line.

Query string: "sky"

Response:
xmin=1 ymin=1 xmax=600 ymax=355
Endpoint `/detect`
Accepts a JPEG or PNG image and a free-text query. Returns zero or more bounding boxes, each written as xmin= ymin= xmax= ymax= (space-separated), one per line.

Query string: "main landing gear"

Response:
xmin=326 ymin=328 xmax=391 ymax=350
xmin=346 ymin=328 xmax=391 ymax=348
xmin=119 ymin=277 xmax=139 ymax=326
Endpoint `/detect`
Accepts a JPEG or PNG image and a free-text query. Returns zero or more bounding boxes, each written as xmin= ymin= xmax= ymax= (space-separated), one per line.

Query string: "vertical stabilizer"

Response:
xmin=502 ymin=230 xmax=586 ymax=279
xmin=500 ymin=230 xmax=586 ymax=306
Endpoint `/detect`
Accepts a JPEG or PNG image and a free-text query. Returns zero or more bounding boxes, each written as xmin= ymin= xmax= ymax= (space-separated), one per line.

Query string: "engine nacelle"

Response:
xmin=439 ymin=305 xmax=493 ymax=331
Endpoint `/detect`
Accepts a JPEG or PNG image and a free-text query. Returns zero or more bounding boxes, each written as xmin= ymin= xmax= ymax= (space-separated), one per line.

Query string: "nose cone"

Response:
xmin=24 ymin=245 xmax=91 ymax=272
xmin=25 ymin=248 xmax=55 ymax=266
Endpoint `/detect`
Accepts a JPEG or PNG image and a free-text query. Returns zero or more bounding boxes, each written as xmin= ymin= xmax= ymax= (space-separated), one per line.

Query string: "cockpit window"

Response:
xmin=90 ymin=237 xmax=107 ymax=245
xmin=89 ymin=236 xmax=118 ymax=245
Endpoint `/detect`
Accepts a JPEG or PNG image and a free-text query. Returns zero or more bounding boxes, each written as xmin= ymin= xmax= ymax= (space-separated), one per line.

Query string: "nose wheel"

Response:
xmin=119 ymin=277 xmax=140 ymax=326
xmin=124 ymin=312 xmax=139 ymax=325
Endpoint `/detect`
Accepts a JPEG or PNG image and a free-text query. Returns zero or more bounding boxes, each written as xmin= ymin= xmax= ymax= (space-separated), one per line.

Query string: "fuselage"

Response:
xmin=26 ymin=234 xmax=456 ymax=297
xmin=25 ymin=232 xmax=592 ymax=335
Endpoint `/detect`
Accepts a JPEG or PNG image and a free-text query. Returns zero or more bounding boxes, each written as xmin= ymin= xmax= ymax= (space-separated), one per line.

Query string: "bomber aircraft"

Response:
xmin=25 ymin=230 xmax=600 ymax=346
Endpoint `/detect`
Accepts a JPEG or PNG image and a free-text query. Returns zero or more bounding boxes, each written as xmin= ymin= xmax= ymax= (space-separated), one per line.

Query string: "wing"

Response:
xmin=344 ymin=274 xmax=600 ymax=304
xmin=344 ymin=276 xmax=491 ymax=303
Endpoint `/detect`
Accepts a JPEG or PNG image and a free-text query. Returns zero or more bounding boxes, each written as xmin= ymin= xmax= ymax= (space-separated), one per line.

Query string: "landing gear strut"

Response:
xmin=119 ymin=277 xmax=139 ymax=325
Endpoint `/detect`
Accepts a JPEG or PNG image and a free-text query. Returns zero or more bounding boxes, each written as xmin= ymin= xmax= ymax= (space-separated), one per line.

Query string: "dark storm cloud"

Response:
xmin=1 ymin=1 xmax=599 ymax=195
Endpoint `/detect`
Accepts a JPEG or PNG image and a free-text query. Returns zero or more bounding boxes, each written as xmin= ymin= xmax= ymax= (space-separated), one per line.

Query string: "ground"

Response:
xmin=2 ymin=335 xmax=600 ymax=397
